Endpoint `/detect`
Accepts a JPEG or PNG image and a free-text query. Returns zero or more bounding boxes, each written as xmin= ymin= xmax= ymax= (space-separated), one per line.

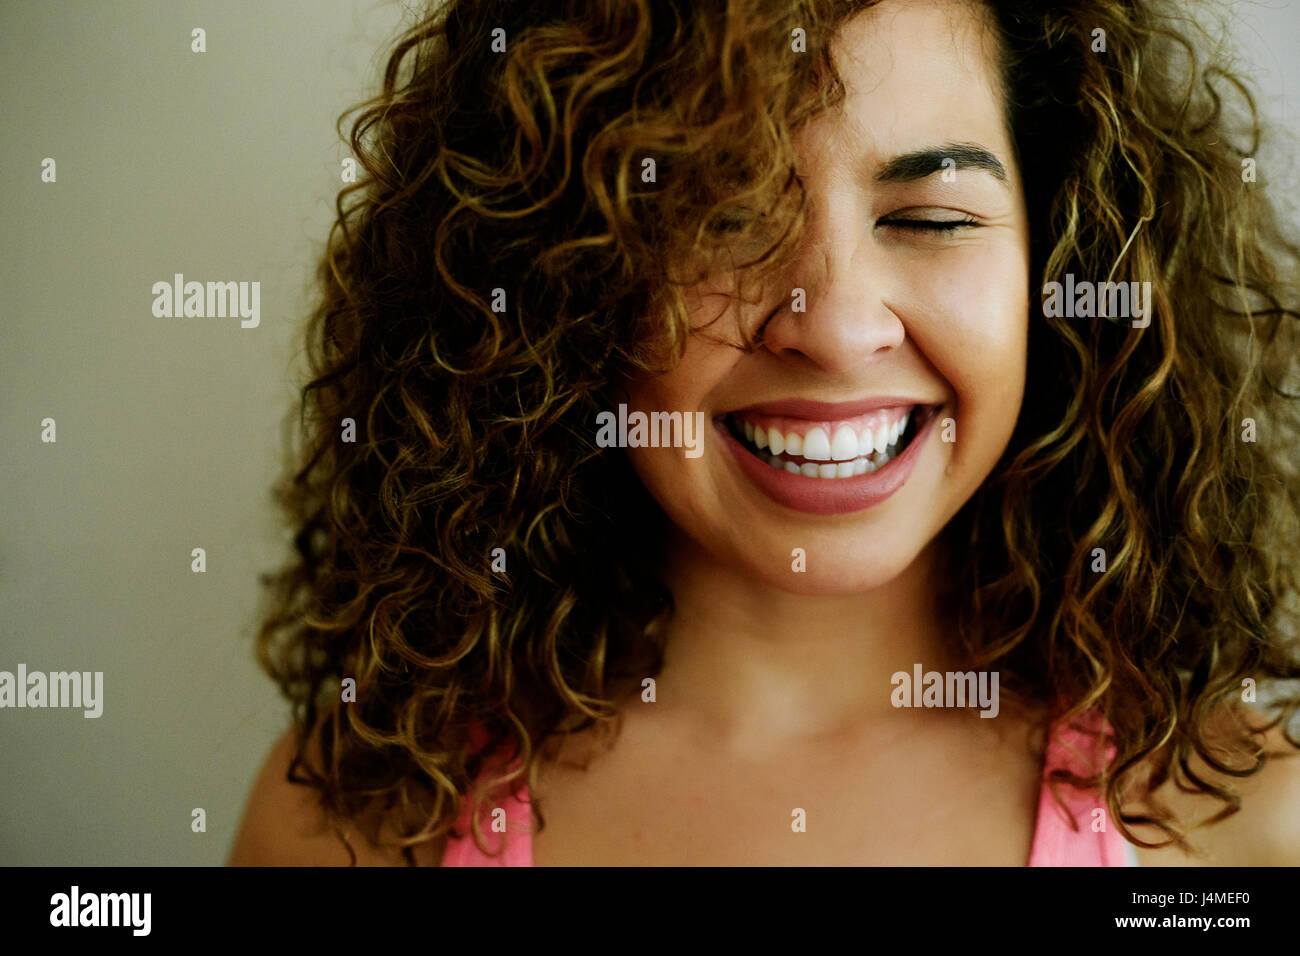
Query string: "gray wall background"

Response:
xmin=1 ymin=0 xmax=1297 ymax=866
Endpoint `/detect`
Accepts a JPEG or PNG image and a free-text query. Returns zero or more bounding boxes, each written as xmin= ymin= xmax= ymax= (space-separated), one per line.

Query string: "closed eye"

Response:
xmin=878 ymin=215 xmax=981 ymax=232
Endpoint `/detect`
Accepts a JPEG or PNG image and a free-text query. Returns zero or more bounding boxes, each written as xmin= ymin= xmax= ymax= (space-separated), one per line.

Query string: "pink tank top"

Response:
xmin=441 ymin=710 xmax=1137 ymax=866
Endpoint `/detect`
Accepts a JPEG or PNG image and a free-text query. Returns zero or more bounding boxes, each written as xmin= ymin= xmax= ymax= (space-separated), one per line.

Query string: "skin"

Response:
xmin=228 ymin=0 xmax=1300 ymax=866
xmin=528 ymin=0 xmax=1037 ymax=863
xmin=610 ymin=0 xmax=1030 ymax=748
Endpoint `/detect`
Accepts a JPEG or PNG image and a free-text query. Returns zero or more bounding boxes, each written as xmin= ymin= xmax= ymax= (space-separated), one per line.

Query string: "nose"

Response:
xmin=755 ymin=208 xmax=906 ymax=373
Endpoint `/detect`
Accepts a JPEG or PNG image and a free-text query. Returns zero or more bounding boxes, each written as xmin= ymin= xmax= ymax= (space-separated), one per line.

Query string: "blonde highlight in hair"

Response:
xmin=254 ymin=0 xmax=1299 ymax=862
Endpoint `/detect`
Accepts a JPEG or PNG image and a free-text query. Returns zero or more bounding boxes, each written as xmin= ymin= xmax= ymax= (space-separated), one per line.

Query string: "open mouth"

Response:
xmin=722 ymin=404 xmax=939 ymax=479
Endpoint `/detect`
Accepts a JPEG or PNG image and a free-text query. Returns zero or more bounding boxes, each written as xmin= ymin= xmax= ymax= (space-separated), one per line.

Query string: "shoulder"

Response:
xmin=1127 ymin=704 xmax=1300 ymax=866
xmin=227 ymin=721 xmax=447 ymax=866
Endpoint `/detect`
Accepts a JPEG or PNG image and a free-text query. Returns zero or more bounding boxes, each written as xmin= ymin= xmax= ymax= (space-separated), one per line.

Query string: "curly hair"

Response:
xmin=252 ymin=0 xmax=1300 ymax=863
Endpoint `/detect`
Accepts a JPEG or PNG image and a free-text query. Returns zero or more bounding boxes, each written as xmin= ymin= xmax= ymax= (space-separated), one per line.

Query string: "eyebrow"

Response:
xmin=873 ymin=142 xmax=1008 ymax=185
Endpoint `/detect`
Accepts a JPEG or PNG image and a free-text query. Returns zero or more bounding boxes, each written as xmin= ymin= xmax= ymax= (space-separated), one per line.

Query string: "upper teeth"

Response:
xmin=741 ymin=412 xmax=910 ymax=462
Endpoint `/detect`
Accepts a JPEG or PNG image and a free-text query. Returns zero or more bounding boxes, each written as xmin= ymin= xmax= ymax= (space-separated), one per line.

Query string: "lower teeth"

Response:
xmin=760 ymin=449 xmax=894 ymax=478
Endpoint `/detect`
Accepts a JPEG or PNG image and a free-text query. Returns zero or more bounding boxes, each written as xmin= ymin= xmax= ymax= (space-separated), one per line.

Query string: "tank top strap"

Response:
xmin=1026 ymin=708 xmax=1134 ymax=866
xmin=440 ymin=716 xmax=533 ymax=865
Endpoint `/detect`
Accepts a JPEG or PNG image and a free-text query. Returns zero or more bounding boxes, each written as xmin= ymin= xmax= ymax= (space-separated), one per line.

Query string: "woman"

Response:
xmin=231 ymin=0 xmax=1300 ymax=866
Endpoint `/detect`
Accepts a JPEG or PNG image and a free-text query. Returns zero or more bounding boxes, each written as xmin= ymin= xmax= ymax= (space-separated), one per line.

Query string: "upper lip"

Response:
xmin=724 ymin=396 xmax=941 ymax=419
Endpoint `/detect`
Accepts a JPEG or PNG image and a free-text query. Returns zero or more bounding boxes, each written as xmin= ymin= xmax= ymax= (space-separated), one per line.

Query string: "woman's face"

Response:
xmin=623 ymin=0 xmax=1030 ymax=595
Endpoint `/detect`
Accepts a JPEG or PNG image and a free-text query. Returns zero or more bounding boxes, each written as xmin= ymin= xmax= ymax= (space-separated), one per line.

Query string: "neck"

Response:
xmin=649 ymin=525 xmax=967 ymax=755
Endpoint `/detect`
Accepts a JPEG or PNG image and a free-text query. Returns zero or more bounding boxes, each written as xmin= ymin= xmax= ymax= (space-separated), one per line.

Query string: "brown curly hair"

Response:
xmin=253 ymin=0 xmax=1300 ymax=863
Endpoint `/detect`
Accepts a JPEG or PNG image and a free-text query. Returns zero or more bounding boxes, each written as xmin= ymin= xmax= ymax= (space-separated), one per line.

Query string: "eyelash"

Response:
xmin=878 ymin=216 xmax=981 ymax=232
xmin=708 ymin=212 xmax=982 ymax=234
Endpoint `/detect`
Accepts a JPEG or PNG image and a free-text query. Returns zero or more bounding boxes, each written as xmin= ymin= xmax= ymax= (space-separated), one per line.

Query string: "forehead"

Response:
xmin=803 ymin=0 xmax=1007 ymax=162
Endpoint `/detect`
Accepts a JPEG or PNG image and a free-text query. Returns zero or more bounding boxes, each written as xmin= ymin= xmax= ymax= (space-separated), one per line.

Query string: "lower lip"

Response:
xmin=716 ymin=409 xmax=937 ymax=515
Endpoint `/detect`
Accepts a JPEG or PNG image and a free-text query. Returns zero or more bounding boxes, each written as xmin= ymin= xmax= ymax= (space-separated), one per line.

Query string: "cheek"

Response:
xmin=903 ymin=244 xmax=1028 ymax=454
xmin=622 ymin=330 xmax=726 ymax=419
xmin=619 ymin=334 xmax=730 ymax=498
